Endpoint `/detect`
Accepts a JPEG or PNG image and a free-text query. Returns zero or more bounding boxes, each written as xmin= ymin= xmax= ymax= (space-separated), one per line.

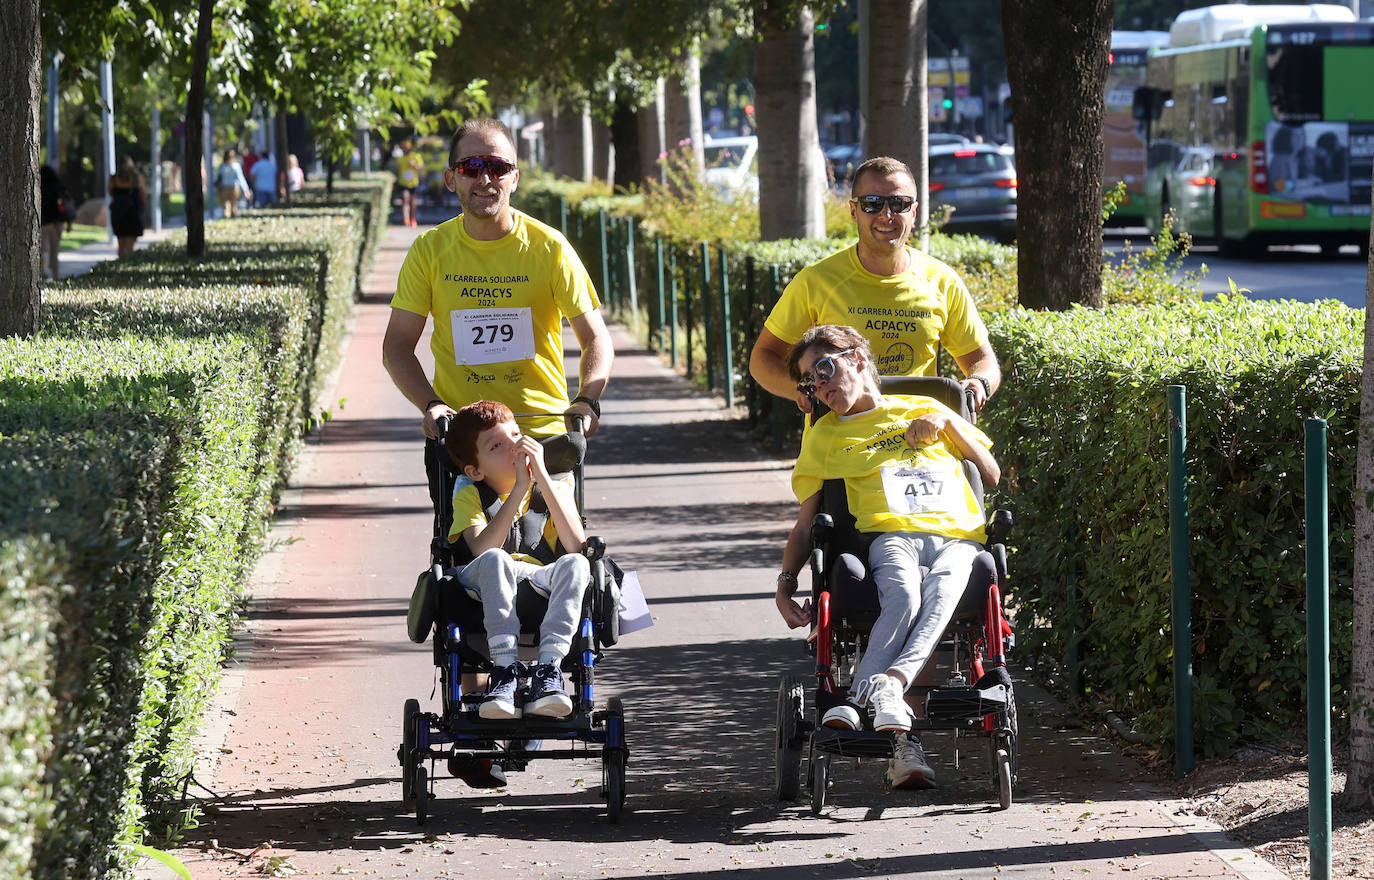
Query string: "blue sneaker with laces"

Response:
xmin=479 ymin=662 xmax=524 ymax=720
xmin=525 ymin=662 xmax=573 ymax=717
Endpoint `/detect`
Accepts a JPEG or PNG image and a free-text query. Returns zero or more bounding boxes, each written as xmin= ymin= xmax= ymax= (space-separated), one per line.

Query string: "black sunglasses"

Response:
xmin=796 ymin=348 xmax=854 ymax=393
xmin=449 ymin=155 xmax=517 ymax=179
xmin=850 ymin=194 xmax=916 ymax=214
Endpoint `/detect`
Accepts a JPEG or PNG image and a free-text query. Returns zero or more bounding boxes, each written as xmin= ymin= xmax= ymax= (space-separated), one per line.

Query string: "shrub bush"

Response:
xmin=981 ymin=295 xmax=1360 ymax=754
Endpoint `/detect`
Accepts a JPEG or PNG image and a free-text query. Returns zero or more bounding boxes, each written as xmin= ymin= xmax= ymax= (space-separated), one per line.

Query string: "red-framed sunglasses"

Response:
xmin=449 ymin=155 xmax=517 ymax=179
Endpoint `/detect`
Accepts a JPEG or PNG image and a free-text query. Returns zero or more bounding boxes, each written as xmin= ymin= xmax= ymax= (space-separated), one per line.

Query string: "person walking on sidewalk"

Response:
xmin=382 ymin=117 xmax=613 ymax=445
xmin=748 ymin=156 xmax=1001 ymax=413
xmin=214 ymin=148 xmax=250 ymax=218
xmin=249 ymin=151 xmax=279 ymax=207
xmin=108 ymin=156 xmax=147 ymax=258
xmin=395 ymin=138 xmax=426 ymax=227
xmin=39 ymin=165 xmax=73 ymax=280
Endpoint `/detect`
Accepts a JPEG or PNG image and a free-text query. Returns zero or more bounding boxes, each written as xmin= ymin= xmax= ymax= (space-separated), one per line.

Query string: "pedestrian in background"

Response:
xmin=395 ymin=139 xmax=426 ymax=226
xmin=39 ymin=164 xmax=73 ymax=279
xmin=249 ymin=151 xmax=279 ymax=207
xmin=214 ymin=148 xmax=250 ymax=218
xmin=108 ymin=156 xmax=147 ymax=257
xmin=285 ymin=153 xmax=305 ymax=192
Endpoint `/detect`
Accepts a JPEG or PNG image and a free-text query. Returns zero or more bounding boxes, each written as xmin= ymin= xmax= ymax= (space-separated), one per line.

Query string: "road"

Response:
xmin=142 ymin=223 xmax=1288 ymax=880
xmin=1106 ymin=228 xmax=1369 ymax=306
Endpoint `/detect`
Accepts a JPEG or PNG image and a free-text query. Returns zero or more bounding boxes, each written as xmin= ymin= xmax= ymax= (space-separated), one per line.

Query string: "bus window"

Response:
xmin=1267 ymin=44 xmax=1323 ymax=122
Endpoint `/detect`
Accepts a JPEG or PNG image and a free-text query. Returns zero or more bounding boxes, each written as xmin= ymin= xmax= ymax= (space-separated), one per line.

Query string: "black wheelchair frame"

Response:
xmin=773 ymin=376 xmax=1019 ymax=813
xmin=397 ymin=417 xmax=629 ymax=824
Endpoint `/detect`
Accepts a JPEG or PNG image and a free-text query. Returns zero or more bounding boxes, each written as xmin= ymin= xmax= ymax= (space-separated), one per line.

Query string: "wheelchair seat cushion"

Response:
xmin=830 ymin=548 xmax=996 ymax=629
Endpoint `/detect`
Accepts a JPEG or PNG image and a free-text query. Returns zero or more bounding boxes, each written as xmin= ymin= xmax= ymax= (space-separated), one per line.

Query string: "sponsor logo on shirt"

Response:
xmin=875 ymin=343 xmax=915 ymax=374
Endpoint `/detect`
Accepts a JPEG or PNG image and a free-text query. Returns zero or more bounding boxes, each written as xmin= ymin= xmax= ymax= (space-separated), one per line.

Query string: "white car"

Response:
xmin=702 ymin=135 xmax=758 ymax=196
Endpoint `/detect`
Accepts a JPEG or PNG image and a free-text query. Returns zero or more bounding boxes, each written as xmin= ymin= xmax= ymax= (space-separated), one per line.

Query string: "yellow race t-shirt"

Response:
xmin=448 ymin=474 xmax=577 ymax=563
xmin=396 ymin=151 xmax=426 ymax=190
xmin=392 ymin=210 xmax=600 ymax=437
xmin=792 ymin=395 xmax=991 ymax=542
xmin=764 ymin=245 xmax=987 ymax=376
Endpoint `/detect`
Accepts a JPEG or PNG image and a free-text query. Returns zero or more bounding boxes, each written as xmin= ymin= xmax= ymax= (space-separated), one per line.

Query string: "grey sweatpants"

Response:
xmin=851 ymin=531 xmax=981 ymax=689
xmin=457 ymin=548 xmax=591 ymax=665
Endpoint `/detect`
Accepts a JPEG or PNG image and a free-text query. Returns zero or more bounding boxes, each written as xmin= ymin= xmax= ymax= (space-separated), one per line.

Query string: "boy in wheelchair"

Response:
xmin=773 ymin=324 xmax=1000 ymax=789
xmin=443 ymin=400 xmax=591 ymax=721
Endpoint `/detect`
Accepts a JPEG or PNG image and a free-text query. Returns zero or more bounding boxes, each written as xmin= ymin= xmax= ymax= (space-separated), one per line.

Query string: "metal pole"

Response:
xmin=669 ymin=247 xmax=679 ymax=368
xmin=700 ymin=242 xmax=714 ymax=390
xmin=1168 ymin=384 xmax=1194 ymax=778
xmin=745 ymin=255 xmax=756 ymax=424
xmin=558 ymin=195 xmax=568 ymax=240
xmin=625 ymin=217 xmax=638 ymax=315
xmin=598 ymin=209 xmax=610 ymax=306
xmin=46 ymin=55 xmax=59 ymax=167
xmin=719 ymin=246 xmax=733 ymax=408
xmin=100 ymin=60 xmax=116 ymax=242
xmin=1306 ymin=417 xmax=1332 ymax=880
xmin=769 ymin=265 xmax=784 ymax=453
xmin=654 ymin=236 xmax=666 ymax=352
xmin=150 ymin=105 xmax=163 ymax=232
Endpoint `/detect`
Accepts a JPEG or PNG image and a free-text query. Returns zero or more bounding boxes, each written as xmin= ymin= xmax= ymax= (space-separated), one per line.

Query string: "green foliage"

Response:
xmin=980 ymin=295 xmax=1361 ymax=755
xmin=0 ymin=177 xmax=388 ymax=879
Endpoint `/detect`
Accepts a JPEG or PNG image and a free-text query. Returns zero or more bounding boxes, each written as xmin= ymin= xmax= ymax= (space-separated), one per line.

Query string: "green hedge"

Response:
xmin=981 ymin=295 xmax=1360 ymax=755
xmin=0 ymin=176 xmax=388 ymax=880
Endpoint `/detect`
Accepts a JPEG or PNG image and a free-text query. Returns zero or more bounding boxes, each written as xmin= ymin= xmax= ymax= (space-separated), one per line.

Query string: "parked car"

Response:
xmin=825 ymin=134 xmax=973 ymax=187
xmin=928 ymin=143 xmax=1017 ymax=242
xmin=702 ymin=134 xmax=758 ymax=196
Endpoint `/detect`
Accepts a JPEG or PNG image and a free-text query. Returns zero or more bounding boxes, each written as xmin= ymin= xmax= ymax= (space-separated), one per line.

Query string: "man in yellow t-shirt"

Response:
xmin=383 ymin=117 xmax=613 ymax=442
xmin=748 ymin=155 xmax=1001 ymax=413
xmin=772 ymin=324 xmax=999 ymax=790
xmin=395 ymin=139 xmax=426 ymax=227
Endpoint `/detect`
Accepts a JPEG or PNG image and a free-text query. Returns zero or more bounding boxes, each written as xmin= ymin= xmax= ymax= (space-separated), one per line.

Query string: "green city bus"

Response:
xmin=1104 ymin=30 xmax=1169 ymax=226
xmin=1136 ymin=5 xmax=1372 ymax=257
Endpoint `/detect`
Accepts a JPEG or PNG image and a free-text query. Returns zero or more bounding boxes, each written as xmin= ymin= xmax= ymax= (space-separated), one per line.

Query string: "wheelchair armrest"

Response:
xmin=987 ymin=509 xmax=1012 ymax=544
xmin=583 ymin=535 xmax=607 ymax=563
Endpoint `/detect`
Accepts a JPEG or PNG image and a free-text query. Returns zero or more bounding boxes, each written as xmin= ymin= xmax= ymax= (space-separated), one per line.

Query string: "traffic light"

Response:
xmin=942 ymin=98 xmax=954 ymax=111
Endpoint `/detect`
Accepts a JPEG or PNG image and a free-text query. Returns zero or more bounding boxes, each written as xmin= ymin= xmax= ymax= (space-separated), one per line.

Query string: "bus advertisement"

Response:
xmin=1137 ymin=5 xmax=1372 ymax=257
xmin=1104 ymin=31 xmax=1169 ymax=226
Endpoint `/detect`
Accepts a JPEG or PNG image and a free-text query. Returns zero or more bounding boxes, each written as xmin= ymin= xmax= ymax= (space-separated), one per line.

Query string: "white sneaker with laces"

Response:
xmin=821 ymin=702 xmax=862 ymax=730
xmin=887 ymin=733 xmax=937 ymax=790
xmin=865 ymin=673 xmax=912 ymax=732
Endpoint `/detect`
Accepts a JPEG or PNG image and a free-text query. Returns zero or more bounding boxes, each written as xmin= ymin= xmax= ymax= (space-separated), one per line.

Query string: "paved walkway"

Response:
xmin=132 ymin=221 xmax=1287 ymax=880
xmin=55 ymin=219 xmax=182 ymax=279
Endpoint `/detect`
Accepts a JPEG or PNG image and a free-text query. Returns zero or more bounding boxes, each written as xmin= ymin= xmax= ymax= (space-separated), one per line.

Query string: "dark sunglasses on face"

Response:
xmin=796 ymin=348 xmax=855 ymax=393
xmin=850 ymin=194 xmax=915 ymax=214
xmin=449 ymin=155 xmax=517 ymax=179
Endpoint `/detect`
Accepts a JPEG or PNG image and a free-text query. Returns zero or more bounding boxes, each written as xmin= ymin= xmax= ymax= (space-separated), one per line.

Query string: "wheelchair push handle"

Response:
xmin=435 ymin=413 xmax=453 ymax=442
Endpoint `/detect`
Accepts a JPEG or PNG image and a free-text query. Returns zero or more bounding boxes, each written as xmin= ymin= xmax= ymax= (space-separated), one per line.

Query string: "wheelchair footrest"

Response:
xmin=813 ymin=726 xmax=896 ymax=760
xmin=925 ymin=684 xmax=1009 ymax=722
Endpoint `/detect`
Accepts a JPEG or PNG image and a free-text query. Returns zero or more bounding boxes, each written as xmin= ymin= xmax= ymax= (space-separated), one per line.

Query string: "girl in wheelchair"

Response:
xmin=443 ymin=400 xmax=591 ymax=720
xmin=773 ymin=324 xmax=1000 ymax=789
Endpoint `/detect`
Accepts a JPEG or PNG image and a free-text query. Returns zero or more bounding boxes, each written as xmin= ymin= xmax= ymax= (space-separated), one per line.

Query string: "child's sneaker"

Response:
xmin=887 ymin=733 xmax=937 ymax=790
xmin=479 ymin=662 xmax=524 ymax=719
xmin=821 ymin=701 xmax=863 ymax=730
xmin=525 ymin=662 xmax=573 ymax=717
xmin=865 ymin=673 xmax=912 ymax=732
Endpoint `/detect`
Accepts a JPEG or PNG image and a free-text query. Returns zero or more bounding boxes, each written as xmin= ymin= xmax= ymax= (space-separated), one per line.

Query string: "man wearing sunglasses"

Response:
xmin=748 ymin=155 xmax=1000 ymax=413
xmin=383 ymin=117 xmax=613 ymax=444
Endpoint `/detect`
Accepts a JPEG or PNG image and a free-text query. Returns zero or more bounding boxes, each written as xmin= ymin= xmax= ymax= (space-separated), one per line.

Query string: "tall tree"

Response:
xmin=863 ymin=0 xmax=928 ymax=233
xmin=1347 ymin=174 xmax=1374 ymax=810
xmin=1002 ymin=0 xmax=1113 ymax=309
xmin=754 ymin=1 xmax=826 ymax=240
xmin=183 ymin=0 xmax=213 ymax=257
xmin=0 ymin=0 xmax=42 ymax=339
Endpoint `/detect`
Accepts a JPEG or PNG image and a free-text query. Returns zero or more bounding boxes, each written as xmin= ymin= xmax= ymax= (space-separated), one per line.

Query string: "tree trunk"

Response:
xmin=664 ymin=44 xmax=704 ymax=175
xmin=184 ymin=0 xmax=214 ymax=259
xmin=864 ymin=0 xmax=928 ymax=229
xmin=637 ymin=78 xmax=666 ymax=188
xmin=1002 ymin=0 xmax=1111 ymax=309
xmin=611 ymin=95 xmax=640 ymax=190
xmin=0 ymin=0 xmax=41 ymax=337
xmin=755 ymin=1 xmax=826 ymax=241
xmin=278 ymin=111 xmax=291 ymax=206
xmin=1345 ymin=170 xmax=1374 ymax=811
xmin=592 ymin=108 xmax=612 ymax=182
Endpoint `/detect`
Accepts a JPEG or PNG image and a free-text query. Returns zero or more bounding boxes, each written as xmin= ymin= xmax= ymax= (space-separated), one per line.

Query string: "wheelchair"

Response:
xmin=773 ymin=376 xmax=1018 ymax=813
xmin=398 ymin=417 xmax=629 ymax=824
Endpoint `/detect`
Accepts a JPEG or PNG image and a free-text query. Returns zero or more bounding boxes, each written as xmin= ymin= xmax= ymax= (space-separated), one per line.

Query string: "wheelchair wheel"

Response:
xmin=809 ymin=751 xmax=831 ymax=816
xmin=774 ymin=675 xmax=806 ymax=802
xmin=413 ymin=764 xmax=429 ymax=825
xmin=604 ymin=749 xmax=626 ymax=823
xmin=994 ymin=749 xmax=1012 ymax=810
xmin=400 ymin=699 xmax=419 ymax=807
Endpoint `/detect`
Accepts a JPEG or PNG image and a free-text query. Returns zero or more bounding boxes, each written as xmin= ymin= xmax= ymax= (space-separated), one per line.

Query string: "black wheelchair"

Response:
xmin=398 ymin=418 xmax=629 ymax=824
xmin=773 ymin=376 xmax=1018 ymax=813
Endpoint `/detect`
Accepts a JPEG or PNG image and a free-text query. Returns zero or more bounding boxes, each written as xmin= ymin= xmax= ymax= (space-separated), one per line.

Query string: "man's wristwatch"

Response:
xmin=571 ymin=395 xmax=601 ymax=418
xmin=969 ymin=374 xmax=992 ymax=397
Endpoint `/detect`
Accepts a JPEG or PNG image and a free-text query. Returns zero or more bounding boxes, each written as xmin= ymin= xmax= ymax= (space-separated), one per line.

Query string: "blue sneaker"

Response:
xmin=479 ymin=662 xmax=524 ymax=720
xmin=525 ymin=662 xmax=573 ymax=717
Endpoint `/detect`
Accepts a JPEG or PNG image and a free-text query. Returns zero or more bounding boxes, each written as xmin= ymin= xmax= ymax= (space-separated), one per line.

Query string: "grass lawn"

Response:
xmin=59 ymin=194 xmax=185 ymax=251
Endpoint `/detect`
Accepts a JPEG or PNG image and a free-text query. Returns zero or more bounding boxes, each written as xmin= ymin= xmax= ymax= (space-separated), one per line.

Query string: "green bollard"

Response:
xmin=1306 ymin=417 xmax=1332 ymax=880
xmin=654 ymin=236 xmax=665 ymax=352
xmin=669 ymin=247 xmax=679 ymax=369
xmin=558 ymin=196 xmax=568 ymax=240
xmin=745 ymin=255 xmax=756 ymax=424
xmin=769 ymin=265 xmax=784 ymax=454
xmin=1168 ymin=384 xmax=1194 ymax=779
xmin=700 ymin=242 xmax=714 ymax=391
xmin=598 ymin=210 xmax=610 ymax=306
xmin=719 ymin=246 xmax=733 ymax=409
xmin=625 ymin=217 xmax=638 ymax=315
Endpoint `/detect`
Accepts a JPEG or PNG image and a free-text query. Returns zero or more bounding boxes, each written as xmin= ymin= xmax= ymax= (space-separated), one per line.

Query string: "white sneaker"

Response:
xmin=821 ymin=702 xmax=862 ymax=730
xmin=864 ymin=673 xmax=912 ymax=732
xmin=887 ymin=733 xmax=937 ymax=789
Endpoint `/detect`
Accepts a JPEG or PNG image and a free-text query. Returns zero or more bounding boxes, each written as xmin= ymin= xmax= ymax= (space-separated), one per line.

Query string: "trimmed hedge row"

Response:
xmin=0 ymin=176 xmax=388 ymax=879
xmin=981 ymin=296 xmax=1360 ymax=755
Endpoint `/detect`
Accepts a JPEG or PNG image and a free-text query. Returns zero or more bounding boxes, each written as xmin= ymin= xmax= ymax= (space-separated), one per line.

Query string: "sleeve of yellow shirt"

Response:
xmin=391 ymin=232 xmax=433 ymax=316
xmin=448 ymin=483 xmax=488 ymax=543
